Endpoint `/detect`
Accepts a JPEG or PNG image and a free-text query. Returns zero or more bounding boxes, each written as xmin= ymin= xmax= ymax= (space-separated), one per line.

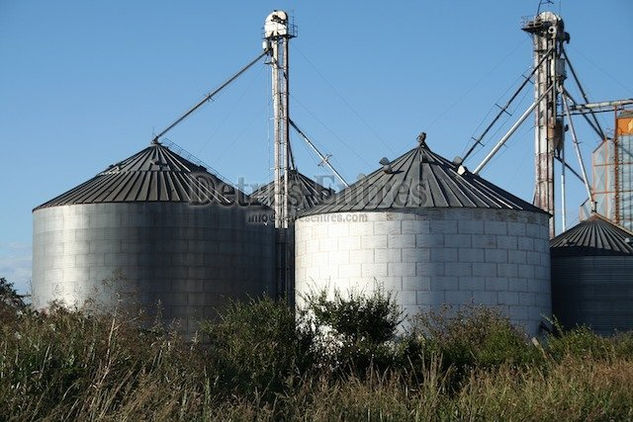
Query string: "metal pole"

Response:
xmin=564 ymin=90 xmax=608 ymax=139
xmin=560 ymin=140 xmax=567 ymax=231
xmin=562 ymin=48 xmax=606 ymax=139
xmin=264 ymin=10 xmax=295 ymax=300
xmin=614 ymin=105 xmax=621 ymax=224
xmin=555 ymin=156 xmax=585 ymax=182
xmin=569 ymin=99 xmax=633 ymax=112
xmin=271 ymin=41 xmax=283 ymax=229
xmin=473 ymin=101 xmax=537 ymax=174
xmin=562 ymin=94 xmax=594 ymax=209
xmin=463 ymin=49 xmax=552 ymax=163
xmin=289 ymin=119 xmax=350 ymax=188
xmin=474 ymin=86 xmax=553 ymax=175
xmin=282 ymin=36 xmax=290 ymax=230
xmin=152 ymin=50 xmax=269 ymax=143
xmin=281 ymin=35 xmax=291 ymax=300
xmin=270 ymin=38 xmax=286 ymax=298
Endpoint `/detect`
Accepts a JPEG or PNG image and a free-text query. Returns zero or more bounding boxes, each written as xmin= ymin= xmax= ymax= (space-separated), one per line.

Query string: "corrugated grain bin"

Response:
xmin=32 ymin=141 xmax=275 ymax=337
xmin=550 ymin=213 xmax=633 ymax=335
xmin=251 ymin=169 xmax=334 ymax=217
xmin=295 ymin=135 xmax=551 ymax=336
xmin=252 ymin=169 xmax=334 ymax=299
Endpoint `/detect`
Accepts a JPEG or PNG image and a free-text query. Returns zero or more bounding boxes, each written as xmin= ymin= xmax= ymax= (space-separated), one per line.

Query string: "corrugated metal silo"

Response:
xmin=251 ymin=169 xmax=334 ymax=218
xmin=550 ymin=213 xmax=633 ymax=335
xmin=251 ymin=169 xmax=334 ymax=300
xmin=295 ymin=137 xmax=551 ymax=336
xmin=32 ymin=141 xmax=275 ymax=336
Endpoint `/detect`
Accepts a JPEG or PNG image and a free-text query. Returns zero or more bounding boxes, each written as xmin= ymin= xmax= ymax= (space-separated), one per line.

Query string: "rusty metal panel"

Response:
xmin=617 ymin=116 xmax=633 ymax=136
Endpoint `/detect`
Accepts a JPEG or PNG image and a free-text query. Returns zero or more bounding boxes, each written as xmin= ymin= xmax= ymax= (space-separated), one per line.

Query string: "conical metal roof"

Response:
xmin=251 ymin=170 xmax=334 ymax=214
xmin=550 ymin=213 xmax=633 ymax=257
xmin=34 ymin=141 xmax=246 ymax=210
xmin=301 ymin=137 xmax=546 ymax=215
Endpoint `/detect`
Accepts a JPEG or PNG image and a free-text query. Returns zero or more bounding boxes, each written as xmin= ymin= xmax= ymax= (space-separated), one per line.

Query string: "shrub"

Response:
xmin=546 ymin=325 xmax=633 ymax=361
xmin=199 ymin=296 xmax=316 ymax=399
xmin=408 ymin=306 xmax=543 ymax=373
xmin=0 ymin=277 xmax=28 ymax=322
xmin=301 ymin=287 xmax=405 ymax=373
xmin=304 ymin=288 xmax=403 ymax=344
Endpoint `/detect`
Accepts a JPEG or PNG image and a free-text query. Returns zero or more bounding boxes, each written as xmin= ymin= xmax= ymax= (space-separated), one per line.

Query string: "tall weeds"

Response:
xmin=2 ymin=279 xmax=633 ymax=421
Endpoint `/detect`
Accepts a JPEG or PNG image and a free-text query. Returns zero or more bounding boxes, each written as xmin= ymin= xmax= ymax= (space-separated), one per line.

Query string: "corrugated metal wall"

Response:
xmin=32 ymin=202 xmax=276 ymax=337
xmin=296 ymin=208 xmax=551 ymax=337
xmin=551 ymin=255 xmax=633 ymax=335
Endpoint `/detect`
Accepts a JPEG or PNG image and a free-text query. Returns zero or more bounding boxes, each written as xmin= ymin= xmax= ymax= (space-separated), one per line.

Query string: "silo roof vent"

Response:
xmin=379 ymin=157 xmax=395 ymax=174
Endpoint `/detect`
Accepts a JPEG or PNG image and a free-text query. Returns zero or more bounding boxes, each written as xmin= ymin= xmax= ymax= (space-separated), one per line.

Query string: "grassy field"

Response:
xmin=2 ymin=278 xmax=633 ymax=421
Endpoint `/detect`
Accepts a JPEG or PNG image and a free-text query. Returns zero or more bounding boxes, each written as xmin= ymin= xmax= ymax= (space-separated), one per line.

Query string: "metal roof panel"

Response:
xmin=301 ymin=138 xmax=547 ymax=215
xmin=550 ymin=214 xmax=633 ymax=256
xmin=251 ymin=170 xmax=334 ymax=214
xmin=34 ymin=142 xmax=246 ymax=210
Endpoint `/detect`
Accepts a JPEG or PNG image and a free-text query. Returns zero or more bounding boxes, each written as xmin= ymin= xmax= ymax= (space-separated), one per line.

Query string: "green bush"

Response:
xmin=408 ymin=306 xmax=543 ymax=373
xmin=0 ymin=277 xmax=28 ymax=323
xmin=199 ymin=296 xmax=316 ymax=399
xmin=301 ymin=287 xmax=405 ymax=373
xmin=546 ymin=325 xmax=633 ymax=361
xmin=303 ymin=288 xmax=403 ymax=344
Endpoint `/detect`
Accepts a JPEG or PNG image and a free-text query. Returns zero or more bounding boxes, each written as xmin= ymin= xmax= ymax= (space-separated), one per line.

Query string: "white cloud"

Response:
xmin=0 ymin=242 xmax=32 ymax=295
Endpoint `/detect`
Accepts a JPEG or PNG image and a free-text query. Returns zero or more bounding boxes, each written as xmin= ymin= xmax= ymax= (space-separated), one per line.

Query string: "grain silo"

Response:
xmin=550 ymin=213 xmax=633 ymax=335
xmin=252 ymin=169 xmax=334 ymax=300
xmin=295 ymin=135 xmax=551 ymax=336
xmin=251 ymin=169 xmax=334 ymax=218
xmin=32 ymin=141 xmax=275 ymax=336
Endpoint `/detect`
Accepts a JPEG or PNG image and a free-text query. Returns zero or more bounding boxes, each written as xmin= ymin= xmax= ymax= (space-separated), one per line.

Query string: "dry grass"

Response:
xmin=2 ymin=279 xmax=633 ymax=421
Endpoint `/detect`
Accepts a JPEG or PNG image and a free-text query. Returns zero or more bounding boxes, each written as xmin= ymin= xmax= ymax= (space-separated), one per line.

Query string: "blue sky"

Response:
xmin=1 ymin=1 xmax=632 ymax=294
